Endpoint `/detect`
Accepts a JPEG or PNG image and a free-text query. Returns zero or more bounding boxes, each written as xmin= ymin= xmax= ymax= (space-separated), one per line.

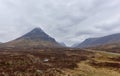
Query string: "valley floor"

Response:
xmin=0 ymin=48 xmax=119 ymax=76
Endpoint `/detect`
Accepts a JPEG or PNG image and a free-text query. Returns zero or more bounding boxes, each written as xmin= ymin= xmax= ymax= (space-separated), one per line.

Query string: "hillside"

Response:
xmin=89 ymin=43 xmax=120 ymax=53
xmin=76 ymin=33 xmax=120 ymax=48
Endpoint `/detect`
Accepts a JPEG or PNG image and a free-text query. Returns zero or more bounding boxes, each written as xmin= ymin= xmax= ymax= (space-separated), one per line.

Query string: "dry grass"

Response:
xmin=0 ymin=48 xmax=119 ymax=76
xmin=64 ymin=50 xmax=120 ymax=76
xmin=66 ymin=62 xmax=120 ymax=76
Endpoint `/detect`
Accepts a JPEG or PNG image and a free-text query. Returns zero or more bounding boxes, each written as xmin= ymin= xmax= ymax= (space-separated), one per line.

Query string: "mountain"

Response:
xmin=59 ymin=42 xmax=66 ymax=47
xmin=76 ymin=33 xmax=120 ymax=48
xmin=72 ymin=43 xmax=80 ymax=48
xmin=1 ymin=28 xmax=62 ymax=48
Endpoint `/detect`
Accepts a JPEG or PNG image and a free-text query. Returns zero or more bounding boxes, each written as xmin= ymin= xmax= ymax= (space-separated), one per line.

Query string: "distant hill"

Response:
xmin=76 ymin=33 xmax=120 ymax=48
xmin=1 ymin=28 xmax=62 ymax=48
xmin=72 ymin=43 xmax=81 ymax=48
xmin=59 ymin=42 xmax=66 ymax=47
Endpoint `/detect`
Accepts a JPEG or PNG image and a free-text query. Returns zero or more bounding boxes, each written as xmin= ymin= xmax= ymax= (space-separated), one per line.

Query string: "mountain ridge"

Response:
xmin=75 ymin=33 xmax=120 ymax=48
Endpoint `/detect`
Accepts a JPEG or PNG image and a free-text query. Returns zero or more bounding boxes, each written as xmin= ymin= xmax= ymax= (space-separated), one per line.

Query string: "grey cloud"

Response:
xmin=0 ymin=0 xmax=120 ymax=46
xmin=75 ymin=30 xmax=100 ymax=36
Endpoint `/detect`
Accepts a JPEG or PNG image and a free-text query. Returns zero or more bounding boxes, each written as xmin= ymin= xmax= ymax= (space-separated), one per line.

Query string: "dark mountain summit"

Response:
xmin=17 ymin=28 xmax=56 ymax=42
xmin=76 ymin=33 xmax=120 ymax=48
xmin=1 ymin=27 xmax=62 ymax=48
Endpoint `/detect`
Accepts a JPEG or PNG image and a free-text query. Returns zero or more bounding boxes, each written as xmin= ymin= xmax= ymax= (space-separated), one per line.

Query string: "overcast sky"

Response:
xmin=0 ymin=0 xmax=120 ymax=46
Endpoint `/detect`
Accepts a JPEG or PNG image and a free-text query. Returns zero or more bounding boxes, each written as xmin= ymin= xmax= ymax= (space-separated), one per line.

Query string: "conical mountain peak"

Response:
xmin=3 ymin=27 xmax=62 ymax=48
xmin=30 ymin=27 xmax=43 ymax=33
xmin=19 ymin=27 xmax=53 ymax=41
xmin=28 ymin=27 xmax=45 ymax=35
